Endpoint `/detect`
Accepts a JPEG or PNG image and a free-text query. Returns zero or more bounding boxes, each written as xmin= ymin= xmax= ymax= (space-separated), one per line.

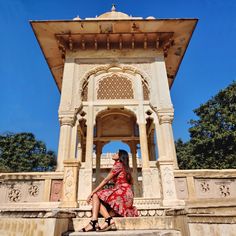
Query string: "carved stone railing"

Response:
xmin=0 ymin=172 xmax=63 ymax=208
xmin=174 ymin=169 xmax=236 ymax=206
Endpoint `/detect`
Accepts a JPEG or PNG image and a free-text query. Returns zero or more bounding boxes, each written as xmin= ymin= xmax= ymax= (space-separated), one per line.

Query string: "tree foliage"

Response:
xmin=0 ymin=132 xmax=57 ymax=172
xmin=176 ymin=81 xmax=236 ymax=169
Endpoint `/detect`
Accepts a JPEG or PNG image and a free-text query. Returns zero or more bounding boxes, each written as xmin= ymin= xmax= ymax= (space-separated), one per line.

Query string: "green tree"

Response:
xmin=0 ymin=132 xmax=57 ymax=172
xmin=176 ymin=81 xmax=236 ymax=169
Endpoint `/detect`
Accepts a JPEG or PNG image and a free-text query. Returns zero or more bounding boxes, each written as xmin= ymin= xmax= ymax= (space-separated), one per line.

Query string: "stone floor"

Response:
xmin=63 ymin=229 xmax=181 ymax=236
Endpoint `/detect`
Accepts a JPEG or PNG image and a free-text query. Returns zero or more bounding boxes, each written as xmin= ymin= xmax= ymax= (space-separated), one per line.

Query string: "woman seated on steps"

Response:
xmin=80 ymin=149 xmax=138 ymax=232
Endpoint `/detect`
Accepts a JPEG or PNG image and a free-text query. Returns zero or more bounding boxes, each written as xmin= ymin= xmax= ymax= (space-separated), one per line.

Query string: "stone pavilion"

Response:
xmin=0 ymin=6 xmax=236 ymax=236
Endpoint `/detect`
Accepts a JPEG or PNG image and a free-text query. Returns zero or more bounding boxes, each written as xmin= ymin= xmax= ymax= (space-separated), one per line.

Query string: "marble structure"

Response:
xmin=0 ymin=6 xmax=235 ymax=236
xmin=30 ymin=5 xmax=198 ymax=209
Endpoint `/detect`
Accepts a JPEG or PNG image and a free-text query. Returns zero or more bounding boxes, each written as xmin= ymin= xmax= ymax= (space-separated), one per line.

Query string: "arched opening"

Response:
xmin=102 ymin=140 xmax=130 ymax=153
xmin=92 ymin=108 xmax=143 ymax=197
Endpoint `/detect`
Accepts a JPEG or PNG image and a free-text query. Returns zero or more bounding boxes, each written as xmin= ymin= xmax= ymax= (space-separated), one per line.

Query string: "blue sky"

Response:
xmin=0 ymin=0 xmax=235 ymax=154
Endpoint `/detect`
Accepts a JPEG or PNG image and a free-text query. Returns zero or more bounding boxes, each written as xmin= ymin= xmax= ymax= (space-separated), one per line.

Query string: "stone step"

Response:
xmin=64 ymin=229 xmax=181 ymax=236
xmin=72 ymin=216 xmax=177 ymax=231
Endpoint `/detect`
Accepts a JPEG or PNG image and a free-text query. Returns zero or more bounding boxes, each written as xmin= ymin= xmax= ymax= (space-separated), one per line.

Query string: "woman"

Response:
xmin=80 ymin=149 xmax=138 ymax=232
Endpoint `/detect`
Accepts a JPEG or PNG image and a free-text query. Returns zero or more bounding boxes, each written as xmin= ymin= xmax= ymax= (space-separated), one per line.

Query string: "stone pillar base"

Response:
xmin=60 ymin=160 xmax=80 ymax=208
xmin=157 ymin=160 xmax=185 ymax=207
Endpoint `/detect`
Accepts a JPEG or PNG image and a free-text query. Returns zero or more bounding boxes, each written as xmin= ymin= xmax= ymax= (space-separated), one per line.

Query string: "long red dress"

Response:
xmin=96 ymin=160 xmax=138 ymax=217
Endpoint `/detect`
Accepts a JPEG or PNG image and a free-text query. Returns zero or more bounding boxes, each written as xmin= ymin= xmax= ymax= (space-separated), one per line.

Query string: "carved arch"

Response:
xmin=78 ymin=64 xmax=151 ymax=100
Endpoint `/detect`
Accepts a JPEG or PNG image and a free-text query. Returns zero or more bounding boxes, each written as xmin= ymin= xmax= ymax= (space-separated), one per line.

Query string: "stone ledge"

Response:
xmin=185 ymin=198 xmax=236 ymax=207
xmin=0 ymin=208 xmax=76 ymax=218
xmin=174 ymin=169 xmax=236 ymax=178
xmin=72 ymin=216 xmax=181 ymax=231
xmin=188 ymin=215 xmax=236 ymax=224
xmin=64 ymin=229 xmax=181 ymax=236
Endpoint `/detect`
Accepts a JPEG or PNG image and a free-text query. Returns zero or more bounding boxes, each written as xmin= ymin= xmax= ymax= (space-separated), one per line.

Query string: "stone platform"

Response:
xmin=72 ymin=216 xmax=181 ymax=231
xmin=64 ymin=229 xmax=181 ymax=236
xmin=0 ymin=206 xmax=236 ymax=235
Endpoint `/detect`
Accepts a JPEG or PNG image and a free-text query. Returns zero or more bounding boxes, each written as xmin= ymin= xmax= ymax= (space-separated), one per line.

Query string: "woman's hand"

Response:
xmin=86 ymin=193 xmax=93 ymax=204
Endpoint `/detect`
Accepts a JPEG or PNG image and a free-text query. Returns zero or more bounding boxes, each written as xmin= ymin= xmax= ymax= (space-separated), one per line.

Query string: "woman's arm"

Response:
xmin=92 ymin=172 xmax=114 ymax=194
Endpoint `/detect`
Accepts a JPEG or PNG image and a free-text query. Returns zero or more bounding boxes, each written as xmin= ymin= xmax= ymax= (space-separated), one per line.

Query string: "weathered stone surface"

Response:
xmin=0 ymin=218 xmax=69 ymax=236
xmin=73 ymin=216 xmax=174 ymax=231
xmin=64 ymin=229 xmax=181 ymax=236
xmin=189 ymin=223 xmax=236 ymax=236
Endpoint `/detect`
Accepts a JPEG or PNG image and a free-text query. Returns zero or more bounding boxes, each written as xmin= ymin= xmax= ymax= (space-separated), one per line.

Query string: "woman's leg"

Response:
xmin=99 ymin=202 xmax=110 ymax=218
xmin=91 ymin=193 xmax=100 ymax=220
xmin=81 ymin=194 xmax=100 ymax=231
xmin=98 ymin=203 xmax=116 ymax=230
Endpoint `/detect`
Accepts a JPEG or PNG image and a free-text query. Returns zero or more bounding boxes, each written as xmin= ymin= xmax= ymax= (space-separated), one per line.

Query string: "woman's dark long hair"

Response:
xmin=118 ymin=149 xmax=133 ymax=185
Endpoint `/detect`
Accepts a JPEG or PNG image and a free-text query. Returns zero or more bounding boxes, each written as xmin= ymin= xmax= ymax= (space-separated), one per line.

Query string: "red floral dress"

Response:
xmin=96 ymin=161 xmax=138 ymax=217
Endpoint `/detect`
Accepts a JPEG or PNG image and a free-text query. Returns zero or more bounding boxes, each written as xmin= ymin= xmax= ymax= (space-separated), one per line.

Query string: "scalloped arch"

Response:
xmin=78 ymin=64 xmax=151 ymax=98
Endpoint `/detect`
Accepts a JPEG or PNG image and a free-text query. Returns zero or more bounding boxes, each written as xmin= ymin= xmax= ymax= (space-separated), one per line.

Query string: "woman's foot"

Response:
xmin=97 ymin=216 xmax=117 ymax=232
xmin=79 ymin=219 xmax=99 ymax=232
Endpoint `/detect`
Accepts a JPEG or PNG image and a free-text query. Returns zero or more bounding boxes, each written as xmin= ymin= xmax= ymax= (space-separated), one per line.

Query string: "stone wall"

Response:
xmin=0 ymin=218 xmax=69 ymax=236
xmin=0 ymin=172 xmax=63 ymax=207
xmin=174 ymin=169 xmax=236 ymax=206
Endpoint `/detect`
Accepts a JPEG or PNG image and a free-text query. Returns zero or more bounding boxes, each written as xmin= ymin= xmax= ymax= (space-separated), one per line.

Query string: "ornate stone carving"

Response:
xmin=194 ymin=178 xmax=236 ymax=199
xmin=158 ymin=112 xmax=174 ymax=125
xmin=85 ymin=211 xmax=92 ymax=218
xmin=219 ymin=185 xmax=230 ymax=197
xmin=75 ymin=208 xmax=166 ymax=218
xmin=59 ymin=115 xmax=75 ymax=126
xmin=163 ymin=166 xmax=174 ymax=197
xmin=28 ymin=185 xmax=39 ymax=197
xmin=200 ymin=181 xmax=210 ymax=193
xmin=8 ymin=188 xmax=21 ymax=202
xmin=64 ymin=169 xmax=74 ymax=200
xmin=140 ymin=210 xmax=148 ymax=216
xmin=78 ymin=64 xmax=151 ymax=99
xmin=97 ymin=74 xmax=134 ymax=100
xmin=133 ymin=198 xmax=161 ymax=207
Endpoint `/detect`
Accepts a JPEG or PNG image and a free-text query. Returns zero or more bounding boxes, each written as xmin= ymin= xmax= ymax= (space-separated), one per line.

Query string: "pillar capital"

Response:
xmin=59 ymin=115 xmax=76 ymax=126
xmin=63 ymin=160 xmax=81 ymax=168
xmin=156 ymin=108 xmax=174 ymax=125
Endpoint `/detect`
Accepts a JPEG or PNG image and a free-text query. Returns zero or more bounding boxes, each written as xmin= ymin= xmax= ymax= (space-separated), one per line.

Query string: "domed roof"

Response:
xmin=98 ymin=4 xmax=130 ymax=19
xmin=73 ymin=15 xmax=81 ymax=20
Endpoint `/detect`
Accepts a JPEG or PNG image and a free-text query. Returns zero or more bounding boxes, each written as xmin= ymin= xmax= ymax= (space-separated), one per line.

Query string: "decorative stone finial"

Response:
xmin=111 ymin=4 xmax=116 ymax=12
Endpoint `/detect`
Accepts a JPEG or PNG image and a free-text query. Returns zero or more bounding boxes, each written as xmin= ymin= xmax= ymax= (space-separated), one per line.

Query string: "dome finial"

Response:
xmin=111 ymin=4 xmax=116 ymax=12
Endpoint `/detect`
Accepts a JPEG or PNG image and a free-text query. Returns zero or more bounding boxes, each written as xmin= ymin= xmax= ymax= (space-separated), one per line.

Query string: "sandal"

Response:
xmin=97 ymin=216 xmax=117 ymax=232
xmin=80 ymin=219 xmax=99 ymax=232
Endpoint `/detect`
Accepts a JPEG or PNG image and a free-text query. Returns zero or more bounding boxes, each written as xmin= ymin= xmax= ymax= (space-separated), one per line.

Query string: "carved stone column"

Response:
xmin=57 ymin=115 xmax=75 ymax=171
xmin=85 ymin=107 xmax=94 ymax=169
xmin=157 ymin=110 xmax=178 ymax=167
xmin=78 ymin=75 xmax=95 ymax=200
xmin=138 ymin=123 xmax=150 ymax=169
xmin=95 ymin=143 xmax=102 ymax=186
xmin=130 ymin=142 xmax=140 ymax=197
xmin=157 ymin=110 xmax=184 ymax=206
xmin=60 ymin=160 xmax=80 ymax=208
